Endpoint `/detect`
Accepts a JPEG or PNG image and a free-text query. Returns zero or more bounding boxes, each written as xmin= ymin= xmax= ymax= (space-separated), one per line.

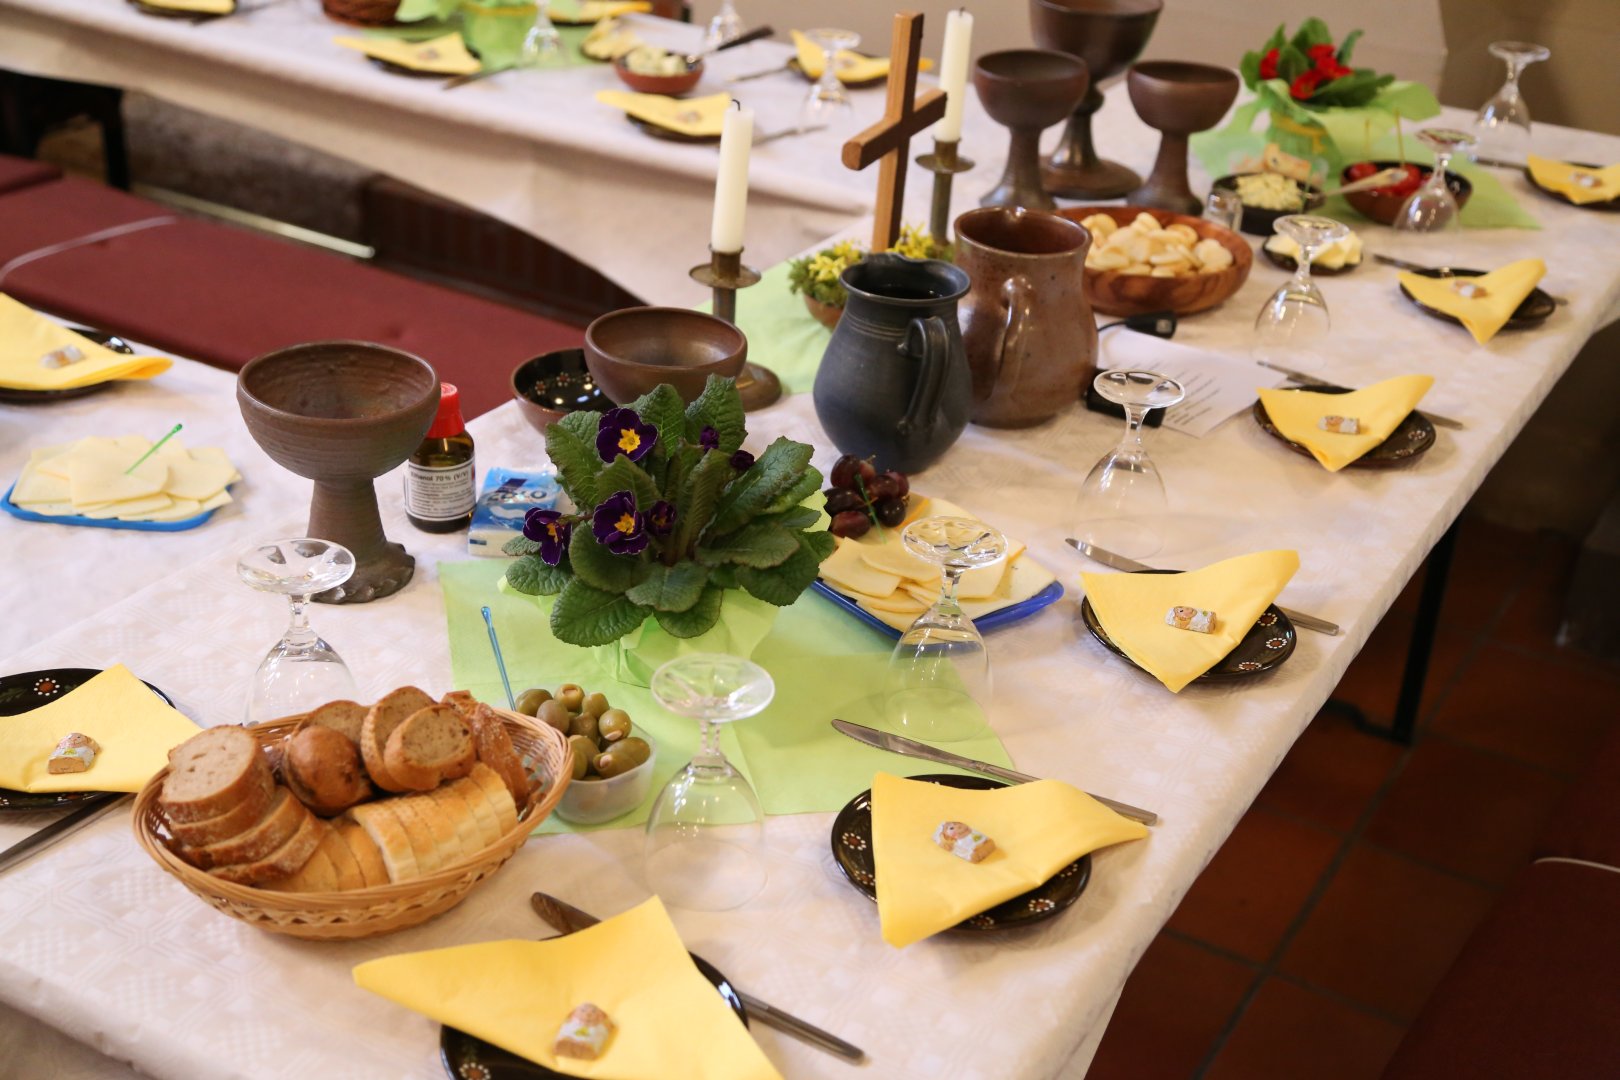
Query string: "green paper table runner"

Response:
xmin=440 ymin=560 xmax=1014 ymax=831
xmin=697 ymin=261 xmax=831 ymax=396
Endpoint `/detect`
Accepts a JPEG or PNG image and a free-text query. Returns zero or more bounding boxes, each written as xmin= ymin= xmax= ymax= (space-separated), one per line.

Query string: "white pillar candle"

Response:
xmin=933 ymin=9 xmax=974 ymax=144
xmin=710 ymin=104 xmax=754 ymax=253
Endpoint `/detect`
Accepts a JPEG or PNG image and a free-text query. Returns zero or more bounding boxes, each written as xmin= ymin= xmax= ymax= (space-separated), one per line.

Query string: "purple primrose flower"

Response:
xmin=596 ymin=407 xmax=657 ymax=463
xmin=522 ymin=508 xmax=571 ymax=566
xmin=591 ymin=489 xmax=648 ymax=555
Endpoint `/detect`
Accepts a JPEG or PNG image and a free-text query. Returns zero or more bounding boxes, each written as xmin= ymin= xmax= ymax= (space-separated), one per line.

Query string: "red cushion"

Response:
xmin=1383 ymin=860 xmax=1620 ymax=1079
xmin=1533 ymin=728 xmax=1620 ymax=868
xmin=0 ymin=178 xmax=583 ymax=418
xmin=0 ymin=154 xmax=61 ymax=196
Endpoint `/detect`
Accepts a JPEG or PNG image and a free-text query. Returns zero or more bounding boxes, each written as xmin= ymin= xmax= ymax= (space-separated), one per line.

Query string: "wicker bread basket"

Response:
xmin=133 ymin=708 xmax=570 ymax=940
xmin=320 ymin=0 xmax=401 ymax=26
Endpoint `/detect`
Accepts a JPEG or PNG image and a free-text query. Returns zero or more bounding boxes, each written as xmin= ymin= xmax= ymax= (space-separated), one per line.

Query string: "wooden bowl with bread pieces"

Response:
xmin=133 ymin=689 xmax=569 ymax=940
xmin=1058 ymin=206 xmax=1252 ymax=317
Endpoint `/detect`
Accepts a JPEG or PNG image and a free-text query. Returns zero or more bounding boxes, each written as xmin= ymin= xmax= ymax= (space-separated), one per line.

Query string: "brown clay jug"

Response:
xmin=955 ymin=206 xmax=1097 ymax=428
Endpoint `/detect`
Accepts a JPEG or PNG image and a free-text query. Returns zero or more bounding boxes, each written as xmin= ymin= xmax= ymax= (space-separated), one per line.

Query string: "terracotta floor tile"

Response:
xmin=1390 ymin=517 xmax=1523 ymax=627
xmin=1167 ymin=808 xmax=1340 ymax=963
xmin=1204 ymin=977 xmax=1407 ymax=1080
xmin=1365 ymin=738 xmax=1570 ymax=885
xmin=1278 ymin=844 xmax=1495 ymax=1020
xmin=1257 ymin=709 xmax=1405 ymax=834
xmin=1331 ymin=613 xmax=1473 ymax=727
xmin=1087 ymin=935 xmax=1255 ymax=1080
xmin=1429 ymin=644 xmax=1620 ymax=774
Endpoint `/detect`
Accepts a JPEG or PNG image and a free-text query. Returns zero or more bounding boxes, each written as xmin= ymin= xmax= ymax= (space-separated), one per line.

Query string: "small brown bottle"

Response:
xmin=405 ymin=382 xmax=476 ymax=532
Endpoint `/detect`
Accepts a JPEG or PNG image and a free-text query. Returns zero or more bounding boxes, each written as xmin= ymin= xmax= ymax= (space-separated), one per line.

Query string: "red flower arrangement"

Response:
xmin=1243 ymin=19 xmax=1393 ymax=108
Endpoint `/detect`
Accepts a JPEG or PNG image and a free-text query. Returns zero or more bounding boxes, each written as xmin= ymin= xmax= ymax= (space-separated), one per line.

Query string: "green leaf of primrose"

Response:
xmin=673 ymin=447 xmax=733 ymax=555
xmin=502 ymin=534 xmax=542 ymax=556
xmin=628 ymin=384 xmax=687 ymax=463
xmin=765 ymin=505 xmax=822 ymax=531
xmin=652 ymin=586 xmax=723 ymax=638
xmin=550 ymin=579 xmax=652 ymax=647
xmin=567 ymin=527 xmax=650 ymax=593
xmin=544 ymin=417 xmax=601 ymax=510
xmin=684 ymin=375 xmax=746 ymax=453
xmin=707 ymin=564 xmax=738 ymax=589
xmin=799 ymin=527 xmax=837 ymax=563
xmin=697 ymin=521 xmax=800 ymax=569
xmin=596 ymin=454 xmax=660 ymax=511
xmin=708 ymin=437 xmax=815 ymax=537
xmin=734 ymin=534 xmax=828 ymax=606
xmin=624 ymin=560 xmax=709 ymax=613
xmin=505 ymin=554 xmax=569 ymax=596
xmin=761 ymin=464 xmax=823 ymax=516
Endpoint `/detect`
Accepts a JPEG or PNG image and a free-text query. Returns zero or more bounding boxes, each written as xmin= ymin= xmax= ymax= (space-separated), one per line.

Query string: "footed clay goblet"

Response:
xmin=1126 ymin=60 xmax=1239 ymax=214
xmin=1029 ymin=0 xmax=1163 ymax=199
xmin=974 ymin=49 xmax=1090 ymax=211
xmin=237 ymin=341 xmax=440 ymax=604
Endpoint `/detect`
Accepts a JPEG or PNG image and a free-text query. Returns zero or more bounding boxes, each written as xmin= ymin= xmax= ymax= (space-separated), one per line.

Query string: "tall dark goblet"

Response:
xmin=1126 ymin=60 xmax=1240 ymax=214
xmin=974 ymin=49 xmax=1090 ymax=212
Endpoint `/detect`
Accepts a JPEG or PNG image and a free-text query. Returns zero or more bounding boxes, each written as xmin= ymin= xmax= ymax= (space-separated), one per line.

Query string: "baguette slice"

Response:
xmin=166 ymin=776 xmax=276 ymax=847
xmin=426 ymin=783 xmax=485 ymax=863
xmin=466 ymin=704 xmax=533 ymax=810
xmin=175 ymin=788 xmax=303 ymax=870
xmin=470 ymin=761 xmax=520 ymax=836
xmin=267 ymin=840 xmax=339 ymax=893
xmin=440 ymin=690 xmax=478 ymax=718
xmin=210 ymin=813 xmax=326 ymax=886
xmin=349 ymin=801 xmax=419 ymax=883
xmin=319 ymin=824 xmax=366 ymax=891
xmin=383 ymin=705 xmax=475 ymax=792
xmin=303 ymin=699 xmax=369 ymax=746
xmin=391 ymin=795 xmax=461 ymax=874
xmin=360 ymin=687 xmax=435 ymax=792
xmin=336 ymin=821 xmax=389 ymax=888
xmin=161 ymin=726 xmax=274 ymax=825
xmin=438 ymin=776 xmax=500 ymax=852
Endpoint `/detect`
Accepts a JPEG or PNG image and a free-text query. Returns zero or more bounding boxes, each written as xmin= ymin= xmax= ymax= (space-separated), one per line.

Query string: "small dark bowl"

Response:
xmin=512 ymin=348 xmax=613 ymax=432
xmin=584 ymin=306 xmax=747 ymax=405
xmin=613 ymin=54 xmax=703 ymax=96
xmin=1340 ymin=160 xmax=1473 ymax=226
xmin=1212 ymin=173 xmax=1325 ymax=236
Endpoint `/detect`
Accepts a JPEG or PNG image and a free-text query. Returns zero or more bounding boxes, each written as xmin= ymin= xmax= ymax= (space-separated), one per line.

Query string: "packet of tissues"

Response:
xmin=467 ymin=467 xmax=561 ymax=556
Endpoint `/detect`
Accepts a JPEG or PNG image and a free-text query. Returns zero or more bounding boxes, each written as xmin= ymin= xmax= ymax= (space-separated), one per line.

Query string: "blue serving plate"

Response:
xmin=812 ymin=578 xmax=1065 ymax=638
xmin=1 ymin=482 xmax=226 ymax=532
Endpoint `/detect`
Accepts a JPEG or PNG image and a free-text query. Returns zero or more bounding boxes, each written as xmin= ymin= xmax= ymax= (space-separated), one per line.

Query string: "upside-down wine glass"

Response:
xmin=800 ymin=28 xmax=860 ymax=130
xmin=703 ymin=0 xmax=744 ymax=49
xmin=1473 ymin=41 xmax=1550 ymax=164
xmin=1394 ymin=129 xmax=1476 ymax=233
xmin=883 ymin=517 xmax=1007 ymax=743
xmin=1073 ymin=371 xmax=1185 ymax=560
xmin=644 ymin=653 xmax=774 ymax=911
xmin=238 ymin=539 xmax=359 ymax=724
xmin=521 ymin=0 xmax=562 ymax=64
xmin=1253 ymin=213 xmax=1349 ymax=365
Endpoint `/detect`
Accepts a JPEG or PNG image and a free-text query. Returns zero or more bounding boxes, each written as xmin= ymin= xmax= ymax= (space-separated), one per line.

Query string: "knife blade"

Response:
xmin=0 ymin=793 xmax=127 ymax=875
xmin=1066 ymin=538 xmax=1341 ymax=637
xmin=1254 ymin=360 xmax=1465 ymax=430
xmin=830 ymin=719 xmax=1157 ymax=826
xmin=529 ymin=892 xmax=866 ymax=1064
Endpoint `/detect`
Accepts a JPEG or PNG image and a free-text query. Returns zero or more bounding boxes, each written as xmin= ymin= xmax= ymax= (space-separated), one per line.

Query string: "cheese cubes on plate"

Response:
xmin=9 ymin=435 xmax=239 ymax=522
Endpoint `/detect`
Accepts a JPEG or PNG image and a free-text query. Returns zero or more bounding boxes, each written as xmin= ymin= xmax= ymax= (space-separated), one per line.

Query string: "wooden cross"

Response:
xmin=841 ymin=11 xmax=947 ymax=252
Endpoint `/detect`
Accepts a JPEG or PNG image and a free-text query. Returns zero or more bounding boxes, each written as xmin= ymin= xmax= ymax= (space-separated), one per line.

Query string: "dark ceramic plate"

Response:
xmin=1079 ymin=571 xmax=1297 ymax=681
xmin=627 ymin=114 xmax=721 ymax=144
xmin=0 ymin=329 xmax=135 ymax=405
xmin=1260 ymin=243 xmax=1358 ymax=276
xmin=1397 ymin=267 xmax=1556 ymax=331
xmin=786 ymin=56 xmax=887 ymax=89
xmin=1211 ymin=174 xmax=1325 ymax=237
xmin=438 ymin=953 xmax=746 ymax=1079
xmin=1523 ymin=161 xmax=1619 ymax=212
xmin=513 ymin=348 xmax=613 ymax=415
xmin=0 ymin=668 xmax=174 ymax=811
xmin=1252 ymin=385 xmax=1436 ymax=468
xmin=830 ymin=773 xmax=1092 ymax=933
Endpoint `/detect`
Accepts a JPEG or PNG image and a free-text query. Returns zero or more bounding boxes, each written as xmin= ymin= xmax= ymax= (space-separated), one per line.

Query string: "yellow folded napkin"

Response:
xmin=1527 ymin=154 xmax=1620 ymax=205
xmin=354 ymin=897 xmax=782 ymax=1080
xmin=871 ymin=773 xmax=1147 ymax=947
xmin=1396 ymin=258 xmax=1547 ymax=345
xmin=0 ymin=666 xmax=199 ymax=792
xmin=595 ymin=90 xmax=730 ymax=136
xmin=551 ymin=0 xmax=652 ymax=23
xmin=1256 ymin=375 xmax=1434 ymax=472
xmin=333 ymin=32 xmax=480 ymax=76
xmin=1081 ymin=550 xmax=1300 ymax=693
xmin=791 ymin=29 xmax=933 ymax=84
xmin=138 ymin=0 xmax=233 ymax=12
xmin=0 ymin=295 xmax=170 ymax=391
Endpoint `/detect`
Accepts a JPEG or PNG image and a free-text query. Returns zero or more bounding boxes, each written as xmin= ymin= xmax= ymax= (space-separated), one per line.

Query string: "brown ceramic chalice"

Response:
xmin=237 ymin=341 xmax=440 ymax=604
xmin=1126 ymin=60 xmax=1240 ymax=214
xmin=1029 ymin=0 xmax=1163 ymax=199
xmin=584 ymin=306 xmax=747 ymax=405
xmin=974 ymin=49 xmax=1090 ymax=212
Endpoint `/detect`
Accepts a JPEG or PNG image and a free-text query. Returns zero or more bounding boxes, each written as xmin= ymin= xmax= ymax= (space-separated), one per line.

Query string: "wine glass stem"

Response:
xmin=695 ymin=717 xmax=724 ymax=767
xmin=1293 ymin=247 xmax=1316 ymax=292
xmin=1121 ymin=403 xmax=1149 ymax=451
xmin=284 ymin=594 xmax=315 ymax=645
xmin=937 ymin=566 xmax=965 ymax=614
xmin=818 ymin=43 xmax=840 ymax=96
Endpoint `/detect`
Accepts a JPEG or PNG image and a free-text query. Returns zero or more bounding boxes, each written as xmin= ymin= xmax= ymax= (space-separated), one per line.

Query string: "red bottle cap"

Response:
xmin=425 ymin=382 xmax=466 ymax=439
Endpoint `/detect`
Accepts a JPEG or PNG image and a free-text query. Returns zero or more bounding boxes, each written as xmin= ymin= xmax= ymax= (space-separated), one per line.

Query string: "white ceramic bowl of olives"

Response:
xmin=516 ymin=683 xmax=657 ymax=825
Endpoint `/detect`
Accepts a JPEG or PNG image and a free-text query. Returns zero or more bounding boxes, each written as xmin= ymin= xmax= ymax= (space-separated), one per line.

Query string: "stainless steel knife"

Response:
xmin=830 ymin=719 xmax=1157 ymax=826
xmin=1067 ymin=538 xmax=1341 ymax=637
xmin=0 ymin=793 xmax=127 ymax=875
xmin=1254 ymin=360 xmax=1465 ymax=431
xmin=529 ymin=892 xmax=866 ymax=1064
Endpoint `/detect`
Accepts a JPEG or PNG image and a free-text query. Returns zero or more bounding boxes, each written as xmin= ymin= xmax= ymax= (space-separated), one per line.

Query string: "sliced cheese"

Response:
xmin=78 ymin=494 xmax=173 ymax=518
xmin=68 ymin=454 xmax=167 ymax=507
xmin=855 ymin=590 xmax=928 ymax=614
xmin=200 ymin=489 xmax=234 ymax=511
xmin=10 ymin=435 xmax=239 ymax=524
xmin=819 ymin=538 xmax=903 ymax=598
xmin=10 ymin=463 xmax=69 ymax=505
xmin=961 ymin=555 xmax=1057 ymax=620
xmin=958 ymin=539 xmax=1027 ymax=600
xmin=857 ymin=536 xmax=937 ymax=582
xmin=163 ymin=454 xmax=235 ymax=501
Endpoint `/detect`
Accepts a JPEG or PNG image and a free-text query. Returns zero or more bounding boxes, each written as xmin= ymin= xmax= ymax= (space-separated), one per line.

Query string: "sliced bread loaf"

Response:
xmin=348 ymin=801 xmax=418 ymax=883
xmin=160 ymin=726 xmax=274 ymax=825
xmin=166 ymin=774 xmax=276 ymax=847
xmin=425 ymin=783 xmax=484 ymax=864
xmin=266 ymin=840 xmax=339 ymax=893
xmin=440 ymin=689 xmax=478 ymax=717
xmin=319 ymin=823 xmax=366 ymax=890
xmin=360 ymin=686 xmax=435 ymax=792
xmin=469 ymin=761 xmax=520 ymax=836
xmin=383 ymin=705 xmax=475 ymax=792
xmin=303 ymin=699 xmax=368 ymax=745
xmin=336 ymin=821 xmax=389 ymax=888
xmin=435 ymin=777 xmax=499 ymax=853
xmin=466 ymin=704 xmax=532 ymax=811
xmin=390 ymin=795 xmax=462 ymax=875
xmin=174 ymin=788 xmax=304 ymax=870
xmin=283 ymin=724 xmax=374 ymax=816
xmin=210 ymin=813 xmax=326 ymax=886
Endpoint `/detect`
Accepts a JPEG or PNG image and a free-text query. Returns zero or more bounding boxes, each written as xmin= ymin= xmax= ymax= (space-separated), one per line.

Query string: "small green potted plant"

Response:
xmin=787 ymin=225 xmax=952 ymax=330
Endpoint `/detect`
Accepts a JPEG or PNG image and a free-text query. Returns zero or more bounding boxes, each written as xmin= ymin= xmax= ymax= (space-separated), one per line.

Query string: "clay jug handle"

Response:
xmin=990 ymin=274 xmax=1034 ymax=400
xmin=896 ymin=315 xmax=950 ymax=437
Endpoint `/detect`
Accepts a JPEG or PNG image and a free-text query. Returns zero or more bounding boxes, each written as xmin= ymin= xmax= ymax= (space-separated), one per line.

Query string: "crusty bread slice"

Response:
xmin=161 ymin=726 xmax=274 ymax=825
xmin=303 ymin=699 xmax=368 ymax=745
xmin=210 ymin=813 xmax=326 ymax=886
xmin=383 ymin=705 xmax=475 ymax=792
xmin=425 ymin=784 xmax=484 ymax=864
xmin=360 ymin=687 xmax=434 ymax=792
xmin=440 ymin=690 xmax=478 ymax=718
xmin=348 ymin=801 xmax=419 ymax=883
xmin=470 ymin=761 xmax=520 ymax=836
xmin=166 ymin=774 xmax=276 ymax=847
xmin=266 ymin=839 xmax=339 ymax=893
xmin=283 ymin=724 xmax=373 ymax=816
xmin=175 ymin=788 xmax=303 ymax=870
xmin=318 ymin=824 xmax=365 ymax=890
xmin=436 ymin=777 xmax=499 ymax=853
xmin=466 ymin=704 xmax=532 ymax=811
xmin=337 ymin=820 xmax=389 ymax=888
xmin=391 ymin=795 xmax=462 ymax=874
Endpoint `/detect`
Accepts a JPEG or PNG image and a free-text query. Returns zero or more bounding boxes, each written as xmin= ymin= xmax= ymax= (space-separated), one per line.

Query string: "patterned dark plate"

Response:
xmin=1398 ymin=267 xmax=1556 ymax=330
xmin=627 ymin=114 xmax=721 ymax=144
xmin=438 ymin=953 xmax=746 ymax=1079
xmin=0 ymin=668 xmax=173 ymax=811
xmin=1252 ymin=385 xmax=1436 ymax=469
xmin=1522 ymin=162 xmax=1620 ymax=213
xmin=0 ymin=329 xmax=134 ymax=405
xmin=1079 ymin=571 xmax=1297 ymax=681
xmin=830 ymin=773 xmax=1092 ymax=933
xmin=1260 ymin=243 xmax=1358 ymax=276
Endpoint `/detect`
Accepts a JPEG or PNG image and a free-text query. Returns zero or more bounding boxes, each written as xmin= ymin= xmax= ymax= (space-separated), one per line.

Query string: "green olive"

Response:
xmin=569 ymin=710 xmax=601 ymax=744
xmin=594 ymin=736 xmax=651 ymax=778
xmin=557 ymin=684 xmax=585 ymax=711
xmin=582 ymin=692 xmax=610 ymax=718
xmin=566 ymin=735 xmax=597 ymax=780
xmin=513 ymin=687 xmax=551 ymax=717
xmin=597 ymin=708 xmax=632 ymax=743
xmin=537 ymin=699 xmax=573 ymax=734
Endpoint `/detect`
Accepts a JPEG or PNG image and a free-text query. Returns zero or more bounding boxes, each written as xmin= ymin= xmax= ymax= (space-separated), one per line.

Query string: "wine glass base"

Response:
xmin=884 ymin=687 xmax=989 ymax=743
xmin=1075 ymin=518 xmax=1164 ymax=560
xmin=314 ymin=541 xmax=414 ymax=604
xmin=645 ymin=834 xmax=767 ymax=911
xmin=1042 ymin=156 xmax=1141 ymax=200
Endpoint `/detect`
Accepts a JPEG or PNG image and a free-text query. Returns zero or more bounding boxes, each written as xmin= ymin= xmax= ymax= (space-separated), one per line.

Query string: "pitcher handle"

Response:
xmin=990 ymin=274 xmax=1033 ymax=402
xmin=897 ymin=315 xmax=950 ymax=437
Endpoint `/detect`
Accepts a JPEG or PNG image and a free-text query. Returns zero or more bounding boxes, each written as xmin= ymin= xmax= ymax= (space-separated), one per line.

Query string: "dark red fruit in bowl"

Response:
xmin=830 ymin=510 xmax=872 ymax=539
xmin=879 ymin=470 xmax=910 ymax=498
xmin=824 ymin=488 xmax=865 ymax=515
xmin=866 ymin=474 xmax=901 ymax=501
xmin=874 ymin=497 xmax=907 ymax=527
xmin=829 ymin=454 xmax=861 ymax=488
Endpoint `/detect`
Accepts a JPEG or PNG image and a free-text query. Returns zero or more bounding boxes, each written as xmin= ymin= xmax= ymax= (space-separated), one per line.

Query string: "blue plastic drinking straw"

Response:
xmin=481 ymin=605 xmax=517 ymax=709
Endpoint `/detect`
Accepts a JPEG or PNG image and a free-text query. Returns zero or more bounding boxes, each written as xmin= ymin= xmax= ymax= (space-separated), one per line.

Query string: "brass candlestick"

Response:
xmin=690 ymin=247 xmax=781 ymax=411
xmin=915 ymin=138 xmax=975 ymax=244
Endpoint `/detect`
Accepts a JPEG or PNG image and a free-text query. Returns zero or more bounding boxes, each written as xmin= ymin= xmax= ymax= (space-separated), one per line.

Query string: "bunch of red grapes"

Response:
xmin=824 ymin=454 xmax=909 ymax=539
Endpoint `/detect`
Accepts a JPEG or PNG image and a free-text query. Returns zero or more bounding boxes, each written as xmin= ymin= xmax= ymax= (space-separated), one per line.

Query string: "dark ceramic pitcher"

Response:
xmin=812 ymin=254 xmax=972 ymax=474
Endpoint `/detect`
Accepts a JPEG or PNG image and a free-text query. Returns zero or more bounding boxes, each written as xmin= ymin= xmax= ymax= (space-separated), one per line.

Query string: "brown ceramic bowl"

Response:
xmin=1339 ymin=160 xmax=1473 ymax=226
xmin=1030 ymin=0 xmax=1162 ymax=83
xmin=1059 ymin=206 xmax=1252 ymax=316
xmin=973 ymin=49 xmax=1091 ymax=131
xmin=1125 ymin=60 xmax=1239 ymax=134
xmin=512 ymin=347 xmax=613 ymax=433
xmin=584 ymin=306 xmax=747 ymax=405
xmin=1211 ymin=173 xmax=1326 ymax=236
xmin=613 ymin=54 xmax=703 ymax=96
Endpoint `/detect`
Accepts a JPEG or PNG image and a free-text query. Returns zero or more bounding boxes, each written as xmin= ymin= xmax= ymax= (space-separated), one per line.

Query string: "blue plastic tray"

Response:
xmin=812 ymin=578 xmax=1066 ymax=638
xmin=2 ymin=482 xmax=225 ymax=532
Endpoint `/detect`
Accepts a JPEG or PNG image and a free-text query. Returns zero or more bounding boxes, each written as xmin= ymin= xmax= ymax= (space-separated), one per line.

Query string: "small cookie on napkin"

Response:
xmin=595 ymin=90 xmax=731 ymax=137
xmin=1256 ymin=375 xmax=1434 ymax=472
xmin=1397 ymin=259 xmax=1547 ymax=345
